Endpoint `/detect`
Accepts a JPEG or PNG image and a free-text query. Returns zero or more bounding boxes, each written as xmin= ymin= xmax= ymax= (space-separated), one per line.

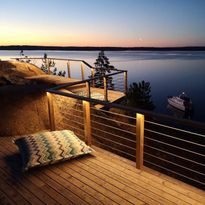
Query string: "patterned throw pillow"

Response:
xmin=15 ymin=130 xmax=93 ymax=171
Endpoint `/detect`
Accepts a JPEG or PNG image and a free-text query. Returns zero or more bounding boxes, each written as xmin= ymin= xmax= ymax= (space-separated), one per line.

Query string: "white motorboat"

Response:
xmin=167 ymin=92 xmax=192 ymax=111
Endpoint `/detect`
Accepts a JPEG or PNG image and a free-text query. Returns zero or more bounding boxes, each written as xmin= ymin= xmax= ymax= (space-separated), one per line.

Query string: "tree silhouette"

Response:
xmin=91 ymin=51 xmax=116 ymax=89
xmin=126 ymin=80 xmax=155 ymax=110
xmin=41 ymin=53 xmax=66 ymax=76
xmin=18 ymin=50 xmax=31 ymax=63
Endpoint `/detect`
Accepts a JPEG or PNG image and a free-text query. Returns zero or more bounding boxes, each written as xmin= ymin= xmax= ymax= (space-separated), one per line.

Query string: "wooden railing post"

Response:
xmin=91 ymin=68 xmax=95 ymax=87
xmin=47 ymin=92 xmax=56 ymax=131
xmin=46 ymin=59 xmax=51 ymax=75
xmin=67 ymin=61 xmax=71 ymax=78
xmin=83 ymin=101 xmax=91 ymax=146
xmin=86 ymin=81 xmax=91 ymax=98
xmin=81 ymin=62 xmax=85 ymax=80
xmin=136 ymin=113 xmax=145 ymax=169
xmin=124 ymin=71 xmax=128 ymax=94
xmin=103 ymin=77 xmax=108 ymax=101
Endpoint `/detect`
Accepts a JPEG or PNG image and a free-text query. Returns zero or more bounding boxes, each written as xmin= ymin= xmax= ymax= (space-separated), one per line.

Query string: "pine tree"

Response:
xmin=126 ymin=80 xmax=155 ymax=110
xmin=41 ymin=53 xmax=65 ymax=76
xmin=91 ymin=51 xmax=115 ymax=89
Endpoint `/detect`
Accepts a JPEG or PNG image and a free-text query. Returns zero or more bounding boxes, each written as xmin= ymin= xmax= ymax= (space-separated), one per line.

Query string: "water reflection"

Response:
xmin=126 ymin=81 xmax=155 ymax=111
xmin=166 ymin=104 xmax=193 ymax=120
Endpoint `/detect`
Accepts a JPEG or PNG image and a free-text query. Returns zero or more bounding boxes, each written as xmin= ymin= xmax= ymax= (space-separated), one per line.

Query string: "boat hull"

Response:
xmin=167 ymin=97 xmax=186 ymax=111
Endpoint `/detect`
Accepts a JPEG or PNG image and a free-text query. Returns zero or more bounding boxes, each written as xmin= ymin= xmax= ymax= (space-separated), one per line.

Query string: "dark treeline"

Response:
xmin=1 ymin=45 xmax=205 ymax=51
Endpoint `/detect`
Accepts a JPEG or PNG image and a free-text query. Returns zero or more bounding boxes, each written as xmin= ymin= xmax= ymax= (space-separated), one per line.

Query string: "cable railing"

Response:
xmin=13 ymin=57 xmax=128 ymax=100
xmin=46 ymin=80 xmax=205 ymax=190
xmin=10 ymin=56 xmax=205 ymax=189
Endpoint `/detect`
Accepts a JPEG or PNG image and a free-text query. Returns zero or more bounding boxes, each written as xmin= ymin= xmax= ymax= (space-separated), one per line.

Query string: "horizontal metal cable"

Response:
xmin=144 ymin=152 xmax=205 ymax=177
xmin=91 ymin=119 xmax=136 ymax=137
xmin=75 ymin=134 xmax=85 ymax=140
xmin=91 ymin=107 xmax=136 ymax=120
xmin=114 ymin=84 xmax=124 ymax=87
xmin=113 ymin=87 xmax=124 ymax=90
xmin=112 ymin=84 xmax=124 ymax=88
xmin=48 ymin=88 xmax=205 ymax=131
xmin=113 ymin=88 xmax=124 ymax=91
xmin=74 ymin=103 xmax=83 ymax=106
xmin=91 ymin=113 xmax=136 ymax=129
xmin=62 ymin=107 xmax=83 ymax=113
xmin=114 ymin=82 xmax=124 ymax=85
xmin=62 ymin=113 xmax=84 ymax=122
xmin=144 ymin=144 xmax=205 ymax=167
xmin=92 ymin=133 xmax=135 ymax=151
xmin=93 ymin=139 xmax=135 ymax=158
xmin=145 ymin=120 xmax=205 ymax=138
xmin=145 ymin=136 xmax=205 ymax=157
xmin=113 ymin=85 xmax=124 ymax=89
xmin=65 ymin=124 xmax=84 ymax=133
xmin=92 ymin=126 xmax=136 ymax=144
xmin=114 ymin=80 xmax=124 ymax=83
xmin=144 ymin=160 xmax=205 ymax=186
xmin=114 ymin=82 xmax=125 ymax=85
xmin=63 ymin=118 xmax=84 ymax=127
xmin=145 ymin=128 xmax=204 ymax=147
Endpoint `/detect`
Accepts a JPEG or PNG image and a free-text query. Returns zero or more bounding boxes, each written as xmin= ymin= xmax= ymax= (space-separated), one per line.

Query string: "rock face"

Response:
xmin=0 ymin=61 xmax=51 ymax=136
xmin=0 ymin=84 xmax=50 ymax=137
xmin=0 ymin=60 xmax=81 ymax=137
xmin=0 ymin=61 xmax=45 ymax=85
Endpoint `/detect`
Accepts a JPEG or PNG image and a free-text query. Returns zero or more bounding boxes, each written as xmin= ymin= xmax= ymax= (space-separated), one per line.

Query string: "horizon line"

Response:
xmin=1 ymin=45 xmax=205 ymax=48
xmin=1 ymin=45 xmax=205 ymax=51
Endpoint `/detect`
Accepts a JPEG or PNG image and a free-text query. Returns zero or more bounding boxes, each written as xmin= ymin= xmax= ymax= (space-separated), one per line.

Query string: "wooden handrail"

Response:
xmin=12 ymin=57 xmax=127 ymax=72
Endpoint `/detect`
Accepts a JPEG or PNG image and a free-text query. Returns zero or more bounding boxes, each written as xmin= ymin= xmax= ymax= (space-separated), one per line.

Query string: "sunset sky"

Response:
xmin=1 ymin=0 xmax=205 ymax=47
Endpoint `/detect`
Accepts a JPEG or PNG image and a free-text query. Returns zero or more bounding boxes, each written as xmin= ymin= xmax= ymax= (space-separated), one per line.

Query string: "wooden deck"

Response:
xmin=26 ymin=75 xmax=125 ymax=106
xmin=0 ymin=137 xmax=204 ymax=205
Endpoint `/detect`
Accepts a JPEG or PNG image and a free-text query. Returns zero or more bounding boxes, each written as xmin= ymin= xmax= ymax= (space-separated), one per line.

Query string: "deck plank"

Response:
xmin=0 ymin=137 xmax=204 ymax=205
xmin=52 ymin=166 xmax=127 ymax=205
xmin=44 ymin=168 xmax=102 ymax=205
xmin=0 ymin=171 xmax=30 ymax=205
xmin=47 ymin=167 xmax=113 ymax=205
xmin=0 ymin=189 xmax=16 ymax=205
xmin=0 ymin=148 xmax=62 ymax=205
xmin=92 ymin=146 xmax=205 ymax=204
xmin=80 ymin=155 xmax=181 ymax=205
xmin=74 ymin=158 xmax=169 ymax=205
xmin=66 ymin=160 xmax=149 ymax=205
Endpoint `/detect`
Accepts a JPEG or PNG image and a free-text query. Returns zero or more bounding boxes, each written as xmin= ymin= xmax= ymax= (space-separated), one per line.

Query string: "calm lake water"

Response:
xmin=1 ymin=50 xmax=205 ymax=123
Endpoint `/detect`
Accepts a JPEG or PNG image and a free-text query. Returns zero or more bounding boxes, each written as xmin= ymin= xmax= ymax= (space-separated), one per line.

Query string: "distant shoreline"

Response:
xmin=0 ymin=45 xmax=205 ymax=51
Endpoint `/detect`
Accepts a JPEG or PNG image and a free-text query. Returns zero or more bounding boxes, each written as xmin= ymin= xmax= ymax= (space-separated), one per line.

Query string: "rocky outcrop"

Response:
xmin=0 ymin=84 xmax=50 ymax=137
xmin=0 ymin=61 xmax=50 ymax=136
xmin=0 ymin=61 xmax=45 ymax=86
xmin=0 ymin=60 xmax=83 ymax=137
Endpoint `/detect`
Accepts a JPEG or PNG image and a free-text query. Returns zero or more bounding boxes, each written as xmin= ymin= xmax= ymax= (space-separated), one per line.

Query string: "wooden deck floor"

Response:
xmin=27 ymin=75 xmax=125 ymax=106
xmin=0 ymin=137 xmax=204 ymax=205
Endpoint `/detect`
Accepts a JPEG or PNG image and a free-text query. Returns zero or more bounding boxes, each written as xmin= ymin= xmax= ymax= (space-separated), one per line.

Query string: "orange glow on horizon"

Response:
xmin=1 ymin=37 xmax=193 ymax=47
xmin=0 ymin=23 xmax=202 ymax=47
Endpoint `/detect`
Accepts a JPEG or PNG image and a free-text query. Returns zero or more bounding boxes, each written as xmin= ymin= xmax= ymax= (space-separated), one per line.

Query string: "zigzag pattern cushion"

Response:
xmin=15 ymin=130 xmax=93 ymax=171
